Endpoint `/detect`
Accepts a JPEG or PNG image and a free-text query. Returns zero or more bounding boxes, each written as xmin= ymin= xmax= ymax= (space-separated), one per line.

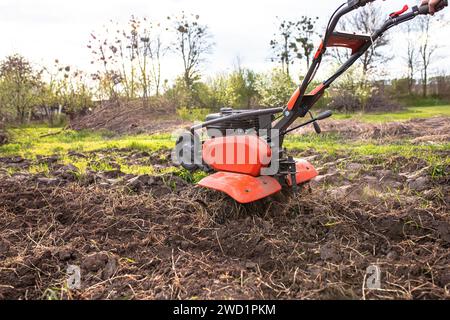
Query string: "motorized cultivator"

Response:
xmin=175 ymin=0 xmax=448 ymax=203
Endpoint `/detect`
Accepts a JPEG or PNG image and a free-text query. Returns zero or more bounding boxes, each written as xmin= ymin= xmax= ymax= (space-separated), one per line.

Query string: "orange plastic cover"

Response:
xmin=287 ymin=84 xmax=325 ymax=111
xmin=198 ymin=172 xmax=282 ymax=204
xmin=287 ymin=87 xmax=301 ymax=111
xmin=202 ymin=135 xmax=271 ymax=177
xmin=286 ymin=159 xmax=319 ymax=186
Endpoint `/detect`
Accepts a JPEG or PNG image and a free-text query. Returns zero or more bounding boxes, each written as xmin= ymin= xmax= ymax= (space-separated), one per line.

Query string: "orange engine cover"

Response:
xmin=202 ymin=135 xmax=272 ymax=177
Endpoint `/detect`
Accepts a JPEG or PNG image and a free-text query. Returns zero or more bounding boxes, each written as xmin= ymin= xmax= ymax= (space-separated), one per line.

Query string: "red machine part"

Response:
xmin=198 ymin=159 xmax=318 ymax=203
xmin=390 ymin=5 xmax=409 ymax=18
xmin=287 ymin=87 xmax=301 ymax=111
xmin=286 ymin=159 xmax=319 ymax=186
xmin=326 ymin=33 xmax=370 ymax=55
xmin=198 ymin=172 xmax=282 ymax=204
xmin=287 ymin=83 xmax=325 ymax=111
xmin=202 ymin=135 xmax=272 ymax=177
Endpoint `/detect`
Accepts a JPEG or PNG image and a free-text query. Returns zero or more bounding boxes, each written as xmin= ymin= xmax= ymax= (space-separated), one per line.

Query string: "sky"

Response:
xmin=0 ymin=0 xmax=448 ymax=83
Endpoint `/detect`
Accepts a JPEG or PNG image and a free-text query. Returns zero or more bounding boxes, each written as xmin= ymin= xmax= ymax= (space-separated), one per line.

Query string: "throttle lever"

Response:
xmin=309 ymin=110 xmax=333 ymax=134
xmin=390 ymin=5 xmax=409 ymax=18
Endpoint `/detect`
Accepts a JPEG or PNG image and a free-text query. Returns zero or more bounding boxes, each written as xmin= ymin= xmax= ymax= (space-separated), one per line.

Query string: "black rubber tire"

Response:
xmin=175 ymin=132 xmax=200 ymax=172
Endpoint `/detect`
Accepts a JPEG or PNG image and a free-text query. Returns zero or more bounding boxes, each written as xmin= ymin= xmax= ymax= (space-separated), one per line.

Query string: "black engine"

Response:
xmin=205 ymin=108 xmax=271 ymax=136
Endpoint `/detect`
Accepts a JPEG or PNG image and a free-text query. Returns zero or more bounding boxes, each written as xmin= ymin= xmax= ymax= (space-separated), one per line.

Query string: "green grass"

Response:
xmin=175 ymin=104 xmax=450 ymax=123
xmin=1 ymin=103 xmax=448 ymax=180
xmin=0 ymin=125 xmax=174 ymax=158
xmin=284 ymin=133 xmax=450 ymax=170
xmin=176 ymin=107 xmax=211 ymax=122
xmin=333 ymin=105 xmax=450 ymax=123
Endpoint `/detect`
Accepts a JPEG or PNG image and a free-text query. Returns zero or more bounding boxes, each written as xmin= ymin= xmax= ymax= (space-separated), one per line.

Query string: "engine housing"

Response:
xmin=205 ymin=108 xmax=271 ymax=137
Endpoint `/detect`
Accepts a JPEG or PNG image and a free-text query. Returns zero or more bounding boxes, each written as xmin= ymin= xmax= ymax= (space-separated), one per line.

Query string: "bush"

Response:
xmin=0 ymin=122 xmax=8 ymax=145
xmin=365 ymin=93 xmax=403 ymax=112
xmin=164 ymin=77 xmax=213 ymax=110
xmin=329 ymin=89 xmax=402 ymax=113
xmin=328 ymin=91 xmax=362 ymax=113
xmin=256 ymin=68 xmax=296 ymax=107
xmin=176 ymin=107 xmax=210 ymax=122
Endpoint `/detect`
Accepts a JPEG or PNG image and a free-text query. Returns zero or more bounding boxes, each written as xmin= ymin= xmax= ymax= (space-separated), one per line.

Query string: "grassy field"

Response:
xmin=1 ymin=104 xmax=449 ymax=301
xmin=0 ymin=126 xmax=174 ymax=157
xmin=1 ymin=104 xmax=448 ymax=179
xmin=333 ymin=105 xmax=450 ymax=122
xmin=170 ymin=99 xmax=450 ymax=123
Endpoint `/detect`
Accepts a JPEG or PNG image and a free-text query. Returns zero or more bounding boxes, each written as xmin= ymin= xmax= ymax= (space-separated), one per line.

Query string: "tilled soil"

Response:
xmin=295 ymin=117 xmax=450 ymax=143
xmin=0 ymin=150 xmax=449 ymax=300
xmin=70 ymin=100 xmax=188 ymax=135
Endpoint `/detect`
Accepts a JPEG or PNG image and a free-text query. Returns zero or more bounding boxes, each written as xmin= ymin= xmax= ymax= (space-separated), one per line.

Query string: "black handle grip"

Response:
xmin=316 ymin=110 xmax=333 ymax=121
xmin=313 ymin=121 xmax=322 ymax=134
xmin=418 ymin=0 xmax=448 ymax=15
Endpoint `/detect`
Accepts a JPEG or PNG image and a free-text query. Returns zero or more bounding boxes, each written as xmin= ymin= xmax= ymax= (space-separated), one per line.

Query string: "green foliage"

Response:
xmin=165 ymin=76 xmax=213 ymax=109
xmin=0 ymin=55 xmax=94 ymax=124
xmin=224 ymin=68 xmax=258 ymax=108
xmin=388 ymin=78 xmax=411 ymax=96
xmin=207 ymin=68 xmax=259 ymax=110
xmin=166 ymin=66 xmax=298 ymax=111
xmin=208 ymin=73 xmax=229 ymax=109
xmin=256 ymin=68 xmax=296 ymax=107
xmin=0 ymin=54 xmax=42 ymax=123
xmin=176 ymin=107 xmax=210 ymax=121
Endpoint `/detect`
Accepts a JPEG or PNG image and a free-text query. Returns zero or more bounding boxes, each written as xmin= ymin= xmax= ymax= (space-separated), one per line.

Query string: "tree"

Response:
xmin=208 ymin=73 xmax=229 ymax=110
xmin=295 ymin=16 xmax=319 ymax=69
xmin=224 ymin=58 xmax=259 ymax=108
xmin=170 ymin=13 xmax=214 ymax=89
xmin=270 ymin=16 xmax=318 ymax=76
xmin=37 ymin=60 xmax=95 ymax=123
xmin=226 ymin=68 xmax=259 ymax=108
xmin=417 ymin=16 xmax=438 ymax=97
xmin=403 ymin=24 xmax=419 ymax=95
xmin=89 ymin=16 xmax=169 ymax=103
xmin=140 ymin=19 xmax=167 ymax=97
xmin=0 ymin=54 xmax=42 ymax=123
xmin=88 ymin=29 xmax=122 ymax=101
xmin=270 ymin=19 xmax=298 ymax=77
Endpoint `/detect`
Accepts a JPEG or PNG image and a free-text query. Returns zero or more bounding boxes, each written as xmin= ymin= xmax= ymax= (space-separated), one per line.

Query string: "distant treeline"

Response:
xmin=0 ymin=6 xmax=448 ymax=123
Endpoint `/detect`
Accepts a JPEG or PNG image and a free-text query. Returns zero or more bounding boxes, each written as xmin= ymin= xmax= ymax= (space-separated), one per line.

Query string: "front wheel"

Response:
xmin=175 ymin=131 xmax=202 ymax=172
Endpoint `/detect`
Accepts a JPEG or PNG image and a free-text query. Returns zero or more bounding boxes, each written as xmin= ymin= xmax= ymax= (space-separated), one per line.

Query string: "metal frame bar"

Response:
xmin=190 ymin=0 xmax=443 ymax=144
xmin=274 ymin=1 xmax=426 ymax=134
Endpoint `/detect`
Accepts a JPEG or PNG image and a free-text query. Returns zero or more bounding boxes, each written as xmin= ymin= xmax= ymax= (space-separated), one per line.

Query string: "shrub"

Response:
xmin=0 ymin=121 xmax=8 ymax=145
xmin=256 ymin=68 xmax=296 ymax=107
xmin=328 ymin=88 xmax=402 ymax=113
xmin=176 ymin=107 xmax=210 ymax=122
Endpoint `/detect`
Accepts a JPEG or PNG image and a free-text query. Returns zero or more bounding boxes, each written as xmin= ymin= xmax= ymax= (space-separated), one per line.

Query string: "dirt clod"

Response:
xmin=82 ymin=253 xmax=110 ymax=272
